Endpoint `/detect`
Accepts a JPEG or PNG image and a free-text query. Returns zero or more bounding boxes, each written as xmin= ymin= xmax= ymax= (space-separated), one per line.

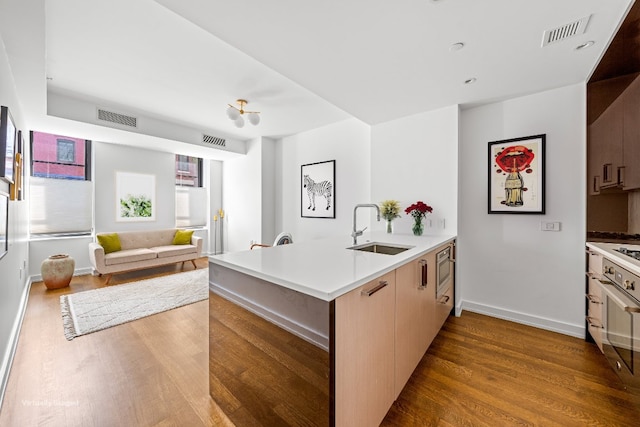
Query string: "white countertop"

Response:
xmin=586 ymin=242 xmax=640 ymax=275
xmin=209 ymin=232 xmax=456 ymax=301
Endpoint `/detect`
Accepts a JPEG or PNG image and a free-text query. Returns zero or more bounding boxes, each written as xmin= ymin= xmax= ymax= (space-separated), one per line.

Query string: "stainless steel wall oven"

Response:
xmin=601 ymin=257 xmax=640 ymax=394
xmin=436 ymin=245 xmax=454 ymax=300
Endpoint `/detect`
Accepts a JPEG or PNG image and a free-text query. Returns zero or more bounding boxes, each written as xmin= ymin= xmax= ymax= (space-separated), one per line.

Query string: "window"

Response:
xmin=175 ymin=155 xmax=202 ymax=187
xmin=29 ymin=131 xmax=92 ymax=235
xmin=175 ymin=155 xmax=206 ymax=227
xmin=56 ymin=139 xmax=76 ymax=163
xmin=31 ymin=131 xmax=90 ymax=180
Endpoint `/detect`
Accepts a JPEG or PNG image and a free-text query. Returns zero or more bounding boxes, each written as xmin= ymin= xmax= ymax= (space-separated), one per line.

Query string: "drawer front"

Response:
xmin=587 ymin=249 xmax=603 ymax=275
xmin=435 ymin=283 xmax=454 ymax=331
xmin=586 ymin=275 xmax=604 ymax=353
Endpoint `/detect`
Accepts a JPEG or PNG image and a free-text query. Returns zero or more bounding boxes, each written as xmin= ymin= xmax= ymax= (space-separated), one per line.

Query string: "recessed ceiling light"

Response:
xmin=450 ymin=42 xmax=465 ymax=52
xmin=464 ymin=78 xmax=477 ymax=85
xmin=576 ymin=40 xmax=595 ymax=50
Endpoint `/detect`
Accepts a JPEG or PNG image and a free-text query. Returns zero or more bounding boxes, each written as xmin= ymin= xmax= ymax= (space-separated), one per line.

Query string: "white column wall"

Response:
xmin=278 ymin=119 xmax=371 ymax=243
xmin=458 ymin=83 xmax=587 ymax=337
xmin=371 ymin=106 xmax=459 ymax=236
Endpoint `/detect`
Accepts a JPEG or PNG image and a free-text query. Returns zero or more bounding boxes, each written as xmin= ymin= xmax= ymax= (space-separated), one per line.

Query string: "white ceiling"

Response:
xmin=2 ymin=0 xmax=636 ymax=158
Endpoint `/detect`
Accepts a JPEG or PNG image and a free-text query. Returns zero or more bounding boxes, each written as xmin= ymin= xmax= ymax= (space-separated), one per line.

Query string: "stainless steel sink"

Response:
xmin=348 ymin=242 xmax=414 ymax=255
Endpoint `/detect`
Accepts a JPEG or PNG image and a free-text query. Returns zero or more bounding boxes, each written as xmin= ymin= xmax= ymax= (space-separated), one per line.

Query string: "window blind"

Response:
xmin=29 ymin=177 xmax=93 ymax=234
xmin=176 ymin=187 xmax=207 ymax=227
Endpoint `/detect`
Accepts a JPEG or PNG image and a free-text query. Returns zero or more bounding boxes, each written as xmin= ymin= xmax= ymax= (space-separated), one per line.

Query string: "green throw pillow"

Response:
xmin=97 ymin=233 xmax=121 ymax=254
xmin=173 ymin=229 xmax=194 ymax=245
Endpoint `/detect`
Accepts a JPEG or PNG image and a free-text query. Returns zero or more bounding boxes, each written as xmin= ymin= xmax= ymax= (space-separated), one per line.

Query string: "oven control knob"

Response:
xmin=604 ymin=266 xmax=615 ymax=275
xmin=624 ymin=280 xmax=635 ymax=291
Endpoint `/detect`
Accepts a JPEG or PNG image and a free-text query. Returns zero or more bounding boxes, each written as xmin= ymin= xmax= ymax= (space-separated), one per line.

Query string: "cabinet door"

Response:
xmin=334 ymin=271 xmax=395 ymax=427
xmin=623 ymin=75 xmax=640 ymax=190
xmin=587 ymin=123 xmax=603 ymax=195
xmin=597 ymin=98 xmax=625 ymax=189
xmin=394 ymin=256 xmax=436 ymax=398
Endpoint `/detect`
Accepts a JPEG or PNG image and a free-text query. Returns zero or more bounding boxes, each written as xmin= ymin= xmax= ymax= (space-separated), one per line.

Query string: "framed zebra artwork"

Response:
xmin=301 ymin=160 xmax=335 ymax=218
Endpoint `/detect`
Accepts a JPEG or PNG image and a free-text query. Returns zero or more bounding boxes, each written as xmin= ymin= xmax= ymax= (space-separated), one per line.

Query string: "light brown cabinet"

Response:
xmin=588 ymin=72 xmax=640 ymax=194
xmin=334 ymin=271 xmax=396 ymax=427
xmin=334 ymin=241 xmax=455 ymax=427
xmin=586 ymin=249 xmax=604 ymax=353
xmin=623 ymin=74 xmax=640 ymax=190
xmin=394 ymin=255 xmax=436 ymax=399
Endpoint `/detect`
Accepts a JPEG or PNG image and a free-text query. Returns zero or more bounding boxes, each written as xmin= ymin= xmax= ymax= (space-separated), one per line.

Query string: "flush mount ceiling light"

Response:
xmin=226 ymin=99 xmax=260 ymax=128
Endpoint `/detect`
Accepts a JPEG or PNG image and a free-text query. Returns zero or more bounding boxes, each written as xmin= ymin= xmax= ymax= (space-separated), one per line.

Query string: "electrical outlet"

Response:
xmin=540 ymin=221 xmax=561 ymax=231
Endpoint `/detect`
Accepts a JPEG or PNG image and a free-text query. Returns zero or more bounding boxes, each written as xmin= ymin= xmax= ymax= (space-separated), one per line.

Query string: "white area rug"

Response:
xmin=60 ymin=268 xmax=209 ymax=340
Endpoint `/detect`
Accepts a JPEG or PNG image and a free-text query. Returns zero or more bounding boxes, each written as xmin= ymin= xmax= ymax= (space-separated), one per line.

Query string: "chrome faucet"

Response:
xmin=352 ymin=204 xmax=381 ymax=245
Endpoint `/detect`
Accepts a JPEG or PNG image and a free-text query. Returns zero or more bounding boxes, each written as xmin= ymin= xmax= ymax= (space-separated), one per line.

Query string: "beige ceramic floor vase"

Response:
xmin=41 ymin=254 xmax=75 ymax=290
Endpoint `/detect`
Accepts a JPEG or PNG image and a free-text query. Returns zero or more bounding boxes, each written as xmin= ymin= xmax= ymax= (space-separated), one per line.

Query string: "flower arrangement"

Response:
xmin=405 ymin=201 xmax=433 ymax=236
xmin=380 ymin=200 xmax=401 ymax=221
xmin=380 ymin=200 xmax=401 ymax=233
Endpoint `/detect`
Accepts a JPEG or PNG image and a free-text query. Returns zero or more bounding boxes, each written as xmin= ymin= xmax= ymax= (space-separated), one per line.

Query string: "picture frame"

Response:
xmin=488 ymin=134 xmax=545 ymax=214
xmin=115 ymin=171 xmax=156 ymax=222
xmin=301 ymin=160 xmax=335 ymax=219
xmin=0 ymin=106 xmax=16 ymax=184
xmin=0 ymin=191 xmax=8 ymax=260
xmin=10 ymin=130 xmax=23 ymax=201
xmin=17 ymin=130 xmax=25 ymax=200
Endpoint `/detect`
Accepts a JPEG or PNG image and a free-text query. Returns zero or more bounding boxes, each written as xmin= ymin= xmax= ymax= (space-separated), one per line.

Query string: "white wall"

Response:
xmin=371 ymin=106 xmax=459 ymax=235
xmin=29 ymin=142 xmax=214 ymax=275
xmin=0 ymin=34 xmax=31 ymax=406
xmin=458 ymin=83 xmax=587 ymax=337
xmin=209 ymin=159 xmax=223 ymax=254
xmin=261 ymin=138 xmax=276 ymax=245
xmin=278 ymin=119 xmax=371 ymax=242
xmin=94 ymin=142 xmax=176 ymax=233
xmin=223 ymin=138 xmax=262 ymax=253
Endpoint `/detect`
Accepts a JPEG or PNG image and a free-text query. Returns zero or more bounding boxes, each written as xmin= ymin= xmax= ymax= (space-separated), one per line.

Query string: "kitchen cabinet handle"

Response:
xmin=585 ymin=316 xmax=603 ymax=329
xmin=419 ymin=259 xmax=427 ymax=289
xmin=361 ymin=280 xmax=388 ymax=297
xmin=585 ymin=293 xmax=603 ymax=305
xmin=438 ymin=295 xmax=450 ymax=304
xmin=618 ymin=166 xmax=625 ymax=186
xmin=585 ymin=272 xmax=611 ymax=285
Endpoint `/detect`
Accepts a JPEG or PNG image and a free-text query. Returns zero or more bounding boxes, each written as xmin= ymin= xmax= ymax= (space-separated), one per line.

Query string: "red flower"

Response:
xmin=405 ymin=201 xmax=433 ymax=219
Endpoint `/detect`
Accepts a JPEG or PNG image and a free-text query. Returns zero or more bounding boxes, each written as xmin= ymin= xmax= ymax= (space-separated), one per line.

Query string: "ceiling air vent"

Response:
xmin=97 ymin=108 xmax=138 ymax=128
xmin=202 ymin=134 xmax=226 ymax=147
xmin=542 ymin=15 xmax=591 ymax=47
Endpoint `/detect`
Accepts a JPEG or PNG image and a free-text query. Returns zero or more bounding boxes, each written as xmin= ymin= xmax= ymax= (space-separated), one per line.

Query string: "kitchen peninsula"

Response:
xmin=208 ymin=232 xmax=456 ymax=426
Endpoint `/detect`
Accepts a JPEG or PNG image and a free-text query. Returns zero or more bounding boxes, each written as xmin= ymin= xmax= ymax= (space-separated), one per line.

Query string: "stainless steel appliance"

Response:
xmin=436 ymin=245 xmax=454 ymax=300
xmin=601 ymin=256 xmax=640 ymax=394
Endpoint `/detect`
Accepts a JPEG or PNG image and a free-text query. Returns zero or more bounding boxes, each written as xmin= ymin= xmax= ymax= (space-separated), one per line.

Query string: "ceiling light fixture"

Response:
xmin=576 ymin=40 xmax=595 ymax=50
xmin=226 ymin=99 xmax=260 ymax=128
xmin=450 ymin=42 xmax=465 ymax=52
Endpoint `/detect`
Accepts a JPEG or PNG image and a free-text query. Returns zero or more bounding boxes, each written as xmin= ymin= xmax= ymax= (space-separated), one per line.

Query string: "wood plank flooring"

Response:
xmin=1 ymin=260 xmax=639 ymax=426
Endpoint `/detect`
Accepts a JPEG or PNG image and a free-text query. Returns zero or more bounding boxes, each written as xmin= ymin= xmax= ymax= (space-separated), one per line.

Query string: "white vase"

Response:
xmin=41 ymin=254 xmax=75 ymax=290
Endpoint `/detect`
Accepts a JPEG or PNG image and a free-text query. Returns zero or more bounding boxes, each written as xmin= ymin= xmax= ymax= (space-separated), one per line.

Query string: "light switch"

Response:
xmin=540 ymin=221 xmax=561 ymax=231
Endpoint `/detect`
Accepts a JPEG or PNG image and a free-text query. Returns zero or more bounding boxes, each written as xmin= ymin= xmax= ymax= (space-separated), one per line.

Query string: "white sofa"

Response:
xmin=89 ymin=229 xmax=203 ymax=284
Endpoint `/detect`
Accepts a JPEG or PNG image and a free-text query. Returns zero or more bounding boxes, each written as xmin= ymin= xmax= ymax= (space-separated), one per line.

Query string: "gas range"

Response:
xmin=615 ymin=247 xmax=640 ymax=261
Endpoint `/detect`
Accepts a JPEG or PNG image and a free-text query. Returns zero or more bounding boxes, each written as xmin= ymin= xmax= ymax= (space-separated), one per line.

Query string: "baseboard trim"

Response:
xmin=461 ymin=300 xmax=585 ymax=339
xmin=0 ymin=277 xmax=32 ymax=411
xmin=31 ymin=267 xmax=93 ymax=283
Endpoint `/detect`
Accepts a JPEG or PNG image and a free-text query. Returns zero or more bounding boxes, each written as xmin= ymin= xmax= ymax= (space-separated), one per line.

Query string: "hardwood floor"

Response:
xmin=1 ymin=261 xmax=639 ymax=426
